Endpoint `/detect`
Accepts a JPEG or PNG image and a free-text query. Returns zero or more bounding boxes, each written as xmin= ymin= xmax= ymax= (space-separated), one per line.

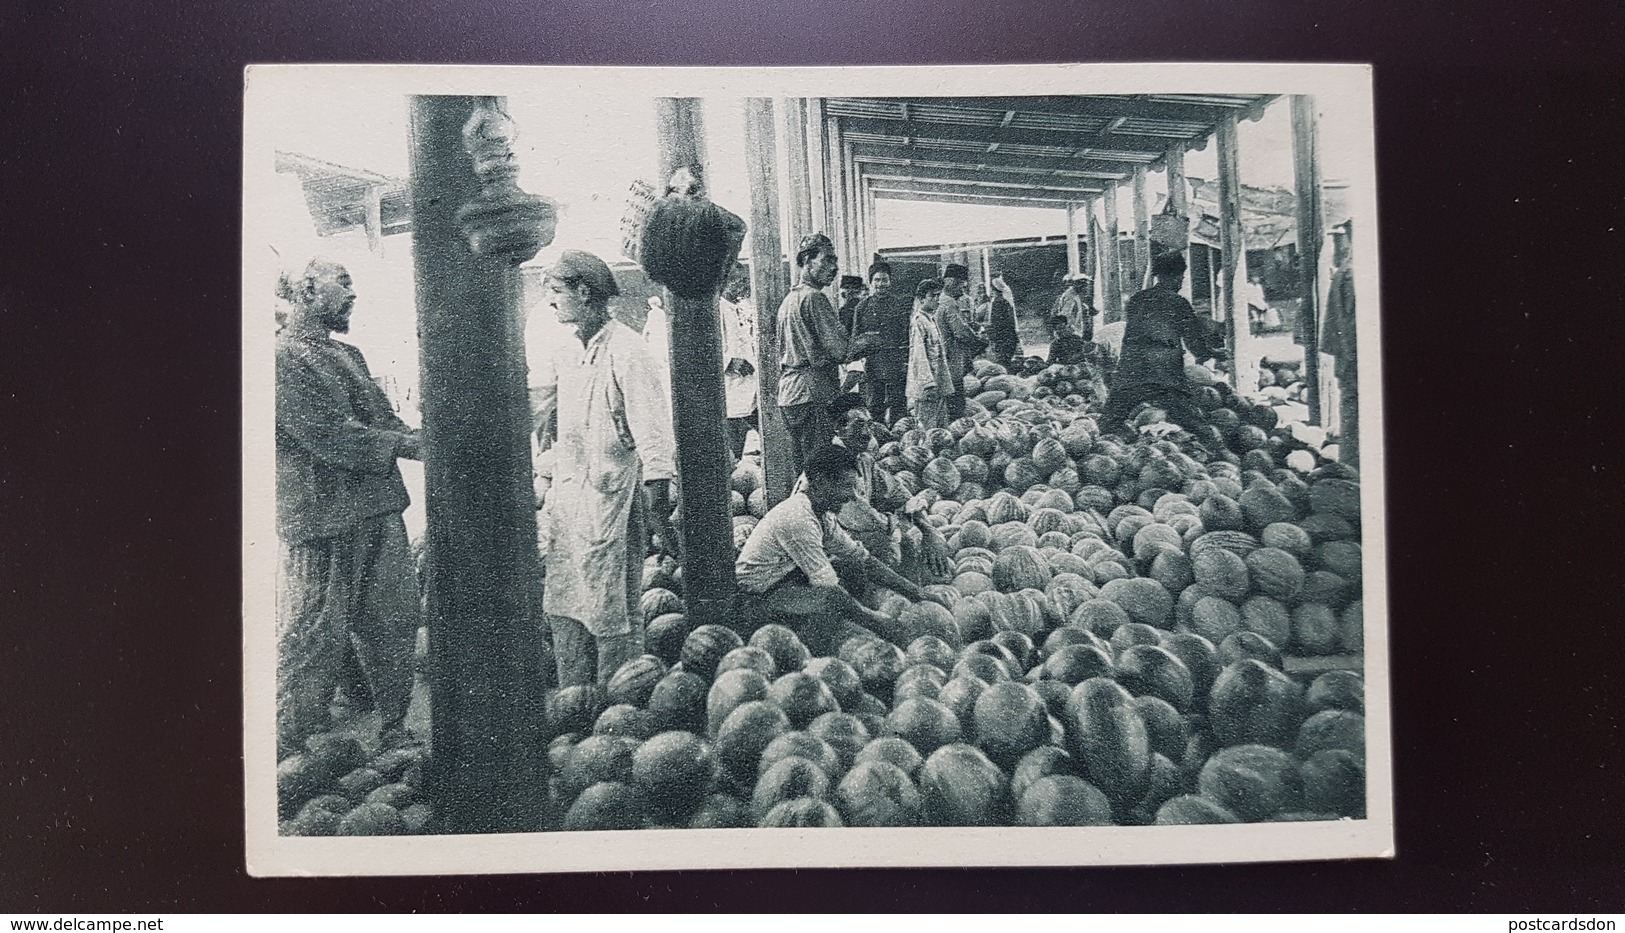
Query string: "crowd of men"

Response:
xmin=273 ymin=232 xmax=1225 ymax=760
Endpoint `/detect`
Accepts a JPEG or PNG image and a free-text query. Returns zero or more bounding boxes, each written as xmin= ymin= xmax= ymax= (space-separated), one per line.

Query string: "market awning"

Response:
xmin=274 ymin=151 xmax=411 ymax=240
xmin=830 ymin=94 xmax=1277 ymax=209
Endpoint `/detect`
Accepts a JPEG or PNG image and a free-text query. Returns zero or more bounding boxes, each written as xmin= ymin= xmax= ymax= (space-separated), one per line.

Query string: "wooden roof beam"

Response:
xmin=871 ymin=187 xmax=1075 ymax=210
xmin=850 ymin=142 xmax=1140 ymax=178
xmin=837 ymin=115 xmax=1186 ymax=157
xmin=859 ymin=161 xmax=1109 ymax=192
xmin=867 ymin=95 xmax=1259 ymax=125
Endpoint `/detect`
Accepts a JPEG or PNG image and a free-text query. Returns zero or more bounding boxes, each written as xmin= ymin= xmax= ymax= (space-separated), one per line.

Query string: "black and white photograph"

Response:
xmin=243 ymin=63 xmax=1391 ymax=875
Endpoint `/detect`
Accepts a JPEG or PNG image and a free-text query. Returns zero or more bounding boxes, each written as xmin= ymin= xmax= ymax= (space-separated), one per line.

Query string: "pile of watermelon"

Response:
xmin=538 ymin=357 xmax=1367 ymax=830
xmin=290 ymin=356 xmax=1367 ymax=834
xmin=277 ymin=735 xmax=431 ymax=836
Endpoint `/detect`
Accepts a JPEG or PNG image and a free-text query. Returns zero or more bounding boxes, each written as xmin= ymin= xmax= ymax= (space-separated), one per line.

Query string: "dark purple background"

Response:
xmin=2 ymin=0 xmax=1622 ymax=912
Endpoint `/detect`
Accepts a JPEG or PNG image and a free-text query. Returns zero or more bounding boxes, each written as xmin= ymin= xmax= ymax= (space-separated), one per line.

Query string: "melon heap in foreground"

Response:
xmin=280 ymin=358 xmax=1368 ymax=833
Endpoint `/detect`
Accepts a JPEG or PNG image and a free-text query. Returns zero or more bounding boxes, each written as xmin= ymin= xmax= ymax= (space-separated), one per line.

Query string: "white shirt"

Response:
xmin=721 ymin=295 xmax=759 ymax=419
xmin=735 ymin=491 xmax=871 ymax=594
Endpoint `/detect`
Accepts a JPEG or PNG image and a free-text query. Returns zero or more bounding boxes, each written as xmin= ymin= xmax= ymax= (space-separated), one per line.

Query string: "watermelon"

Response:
xmin=795 ymin=657 xmax=859 ymax=712
xmin=1298 ymin=513 xmax=1356 ymax=544
xmin=1198 ymin=494 xmax=1244 ymax=532
xmin=757 ymin=731 xmax=843 ymax=782
xmin=646 ymin=613 xmax=691 ymax=666
xmin=1300 ymin=572 xmax=1349 ymax=609
xmin=1149 ymin=551 xmax=1194 ymax=594
xmin=1191 ymin=595 xmax=1244 ymax=645
xmin=1308 ymin=479 xmax=1361 ymax=522
xmin=606 ymin=655 xmax=668 ymax=709
xmin=989 ymin=630 xmax=1036 ymax=672
xmin=1072 ymin=599 xmax=1133 ymax=638
xmin=715 ymin=645 xmax=777 ymax=681
xmin=594 ymin=704 xmax=657 ymax=742
xmin=1039 ymin=624 xmax=1098 ymax=660
xmin=1042 ymin=644 xmax=1114 ymax=685
xmin=647 ymin=670 xmax=706 ymax=733
xmin=1296 ymin=710 xmax=1366 ymax=759
xmin=1016 ymin=775 xmax=1114 ymax=827
xmin=547 ymin=685 xmax=609 ymax=740
xmin=1302 ymin=749 xmax=1366 ymax=817
xmin=1240 ymin=595 xmax=1293 ymax=648
xmin=839 ymin=637 xmax=906 ymax=701
xmin=923 ymin=457 xmax=962 ymax=496
xmin=855 ymin=736 xmax=924 ymax=777
xmin=1065 ymin=677 xmax=1152 ymax=806
xmin=559 ymin=735 xmax=639 ymax=799
xmin=759 ymin=798 xmax=844 ymax=827
xmin=1209 ymin=659 xmax=1306 ymax=748
xmin=1160 ymin=632 xmax=1221 ymax=705
xmin=808 ymin=712 xmax=871 ymax=772
xmin=970 ymin=681 xmax=1050 ymax=769
xmin=688 ymin=793 xmax=751 ymax=828
xmin=335 ymin=802 xmax=408 ymax=836
xmin=751 ymin=756 xmax=832 ymax=823
xmin=885 ymin=697 xmax=963 ymax=755
xmin=1291 ymin=604 xmax=1342 ymax=655
xmin=682 ymin=625 xmax=745 ymax=681
xmin=919 ymin=743 xmax=1012 ymax=826
xmin=1114 ymin=645 xmax=1195 ymax=711
xmin=1155 ymin=794 xmax=1241 ymax=825
xmin=1219 ymin=632 xmax=1284 ymax=670
xmin=639 ymin=588 xmax=685 ymax=623
xmin=562 ymin=783 xmax=650 ymax=832
xmin=990 ymin=522 xmax=1040 ymax=551
xmin=954 ymin=571 xmax=995 ymax=597
xmin=1132 ymin=695 xmax=1189 ymax=761
xmin=1198 ymin=744 xmax=1304 ymax=821
xmin=1108 ymin=622 xmax=1163 ymax=656
xmin=1307 ymin=670 xmax=1365 ymax=715
xmin=1100 ymin=578 xmax=1174 ymax=628
xmin=1260 ymin=522 xmax=1314 ymax=559
xmin=1189 ymin=530 xmax=1260 ymax=561
xmin=1193 ymin=548 xmax=1250 ymax=602
xmin=768 ymin=672 xmax=840 ymax=728
xmin=633 ymin=731 xmax=713 ymax=820
xmin=936 ymin=676 xmax=986 ymax=725
xmin=906 ymin=636 xmax=958 ymax=673
xmin=706 ymin=669 xmax=771 ymax=737
xmin=1341 ymin=601 xmax=1364 ymax=653
xmin=713 ymin=700 xmax=791 ymax=791
xmin=1317 ymin=540 xmax=1363 ymax=584
xmin=834 ymin=760 xmax=923 ymax=827
xmin=1131 ymin=523 xmax=1184 ymax=563
xmin=749 ymin=624 xmax=811 ymax=675
xmin=899 ymin=602 xmax=962 ymax=649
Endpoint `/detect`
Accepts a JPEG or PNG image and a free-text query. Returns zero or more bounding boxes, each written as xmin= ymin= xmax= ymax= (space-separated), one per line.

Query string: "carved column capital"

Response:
xmin=455 ymin=99 xmax=556 ymax=264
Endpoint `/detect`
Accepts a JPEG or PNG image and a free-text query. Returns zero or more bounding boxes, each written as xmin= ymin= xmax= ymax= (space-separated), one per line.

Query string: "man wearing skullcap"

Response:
xmin=851 ymin=260 xmax=911 ymax=424
xmin=936 ymin=263 xmax=987 ymax=420
xmin=777 ymin=235 xmax=880 ymax=481
xmin=1054 ymin=273 xmax=1096 ymax=342
xmin=531 ymin=249 xmax=677 ymax=687
xmin=1103 ymin=250 xmax=1226 ymax=434
xmin=275 ymin=258 xmax=422 ymax=758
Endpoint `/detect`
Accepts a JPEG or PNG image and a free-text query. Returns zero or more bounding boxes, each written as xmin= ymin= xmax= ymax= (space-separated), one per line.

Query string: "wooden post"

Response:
xmin=1102 ymin=181 xmax=1121 ymax=321
xmin=1291 ymin=95 xmax=1325 ymax=425
xmin=1133 ymin=165 xmax=1151 ymax=292
xmin=1165 ymin=146 xmax=1192 ymax=302
xmin=805 ymin=101 xmax=829 ymax=243
xmin=862 ymin=179 xmax=878 ymax=263
xmin=1081 ymin=197 xmax=1097 ymax=283
xmin=652 ymin=98 xmax=736 ymax=631
xmin=825 ymin=109 xmax=851 ymax=274
xmin=842 ymin=139 xmax=862 ymax=267
xmin=364 ymin=184 xmax=384 ymax=253
xmin=981 ymin=245 xmax=993 ymax=294
xmin=781 ymin=99 xmax=814 ymax=253
xmin=1216 ymin=114 xmax=1250 ymax=391
xmin=410 ymin=95 xmax=551 ymax=835
xmin=1065 ymin=203 xmax=1081 ymax=276
xmin=745 ymin=98 xmax=795 ymax=507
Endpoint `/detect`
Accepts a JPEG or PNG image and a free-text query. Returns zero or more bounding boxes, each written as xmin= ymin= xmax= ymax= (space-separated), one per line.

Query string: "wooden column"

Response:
xmin=652 ymin=98 xmax=735 ymax=630
xmin=1165 ymin=146 xmax=1192 ymax=301
xmin=842 ymin=139 xmax=862 ymax=267
xmin=781 ymin=99 xmax=814 ymax=253
xmin=1291 ymin=95 xmax=1325 ymax=425
xmin=862 ymin=179 xmax=878 ymax=263
xmin=1081 ymin=197 xmax=1097 ymax=282
xmin=410 ymin=95 xmax=550 ymax=834
xmin=1065 ymin=203 xmax=1082 ymax=276
xmin=1133 ymin=165 xmax=1151 ymax=292
xmin=805 ymin=100 xmax=829 ymax=242
xmin=745 ymin=98 xmax=795 ymax=507
xmin=364 ymin=185 xmax=384 ymax=253
xmin=1216 ymin=114 xmax=1250 ymax=391
xmin=825 ymin=109 xmax=851 ymax=274
xmin=981 ymin=245 xmax=993 ymax=293
xmin=1102 ymin=181 xmax=1121 ymax=321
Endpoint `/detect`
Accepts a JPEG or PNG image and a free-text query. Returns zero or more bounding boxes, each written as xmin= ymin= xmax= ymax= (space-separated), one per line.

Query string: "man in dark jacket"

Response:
xmin=1101 ymin=250 xmax=1227 ymax=433
xmin=275 ymin=258 xmax=422 ymax=759
xmin=851 ymin=260 xmax=912 ymax=424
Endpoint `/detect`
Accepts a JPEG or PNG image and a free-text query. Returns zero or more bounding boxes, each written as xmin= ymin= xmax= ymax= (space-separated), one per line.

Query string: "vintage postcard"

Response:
xmin=244 ymin=62 xmax=1391 ymax=875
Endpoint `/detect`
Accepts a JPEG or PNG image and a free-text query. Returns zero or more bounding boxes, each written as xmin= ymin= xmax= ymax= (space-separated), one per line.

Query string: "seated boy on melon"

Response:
xmin=816 ymin=392 xmax=953 ymax=588
xmin=734 ymin=443 xmax=952 ymax=656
